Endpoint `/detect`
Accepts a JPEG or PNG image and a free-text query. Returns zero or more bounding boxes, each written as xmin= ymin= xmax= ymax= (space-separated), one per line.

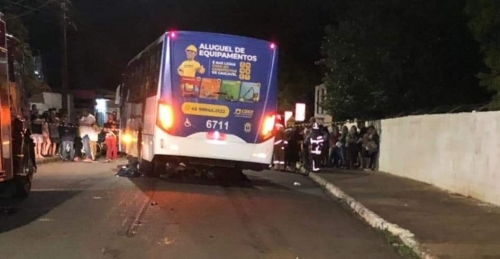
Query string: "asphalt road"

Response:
xmin=0 ymin=159 xmax=400 ymax=259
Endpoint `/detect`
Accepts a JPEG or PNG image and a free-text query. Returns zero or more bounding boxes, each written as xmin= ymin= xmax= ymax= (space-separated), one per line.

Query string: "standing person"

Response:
xmin=104 ymin=114 xmax=118 ymax=162
xmin=285 ymin=127 xmax=301 ymax=171
xmin=41 ymin=112 xmax=51 ymax=157
xmin=320 ymin=125 xmax=330 ymax=167
xmin=272 ymin=115 xmax=286 ymax=171
xmin=30 ymin=104 xmax=39 ymax=121
xmin=49 ymin=116 xmax=60 ymax=156
xmin=339 ymin=126 xmax=349 ymax=168
xmin=59 ymin=116 xmax=77 ymax=162
xmin=79 ymin=109 xmax=96 ymax=162
xmin=357 ymin=121 xmax=368 ymax=168
xmin=329 ymin=126 xmax=341 ymax=167
xmin=31 ymin=114 xmax=44 ymax=158
xmin=88 ymin=125 xmax=100 ymax=161
xmin=308 ymin=118 xmax=324 ymax=172
xmin=346 ymin=125 xmax=359 ymax=169
xmin=367 ymin=125 xmax=380 ymax=171
xmin=302 ymin=128 xmax=311 ymax=169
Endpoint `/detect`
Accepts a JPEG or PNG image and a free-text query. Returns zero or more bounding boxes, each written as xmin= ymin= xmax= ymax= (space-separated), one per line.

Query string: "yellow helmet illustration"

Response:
xmin=186 ymin=45 xmax=197 ymax=52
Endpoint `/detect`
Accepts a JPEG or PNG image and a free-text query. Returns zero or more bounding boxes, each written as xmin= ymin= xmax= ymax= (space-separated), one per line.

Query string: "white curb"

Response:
xmin=299 ymin=166 xmax=438 ymax=259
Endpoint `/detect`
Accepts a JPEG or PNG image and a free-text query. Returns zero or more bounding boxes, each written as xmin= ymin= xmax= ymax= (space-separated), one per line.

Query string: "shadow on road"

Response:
xmin=0 ymin=190 xmax=80 ymax=233
xmin=126 ymin=171 xmax=291 ymax=196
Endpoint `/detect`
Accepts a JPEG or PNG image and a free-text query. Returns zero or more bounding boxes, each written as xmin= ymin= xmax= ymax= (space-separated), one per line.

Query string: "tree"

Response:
xmin=277 ymin=56 xmax=315 ymax=112
xmin=320 ymin=0 xmax=489 ymax=121
xmin=465 ymin=0 xmax=500 ymax=106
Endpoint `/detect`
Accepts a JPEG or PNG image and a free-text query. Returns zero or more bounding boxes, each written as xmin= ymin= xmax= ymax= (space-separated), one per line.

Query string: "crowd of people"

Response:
xmin=276 ymin=118 xmax=380 ymax=172
xmin=29 ymin=105 xmax=119 ymax=163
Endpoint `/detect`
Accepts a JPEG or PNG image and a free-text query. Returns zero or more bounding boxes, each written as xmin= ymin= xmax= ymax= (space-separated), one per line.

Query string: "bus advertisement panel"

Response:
xmin=160 ymin=32 xmax=278 ymax=144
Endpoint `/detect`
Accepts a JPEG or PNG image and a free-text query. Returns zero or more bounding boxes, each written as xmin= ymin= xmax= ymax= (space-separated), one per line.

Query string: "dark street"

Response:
xmin=0 ymin=160 xmax=399 ymax=259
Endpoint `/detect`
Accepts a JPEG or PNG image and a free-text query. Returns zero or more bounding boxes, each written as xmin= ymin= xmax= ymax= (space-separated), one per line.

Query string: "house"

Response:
xmin=314 ymin=84 xmax=332 ymax=124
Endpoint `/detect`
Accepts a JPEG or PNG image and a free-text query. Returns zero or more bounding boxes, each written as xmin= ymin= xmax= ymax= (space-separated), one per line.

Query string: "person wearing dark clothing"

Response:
xmin=285 ymin=127 xmax=301 ymax=171
xmin=31 ymin=114 xmax=44 ymax=158
xmin=49 ymin=116 xmax=60 ymax=156
xmin=272 ymin=115 xmax=286 ymax=170
xmin=346 ymin=125 xmax=359 ymax=169
xmin=320 ymin=126 xmax=330 ymax=167
xmin=302 ymin=128 xmax=311 ymax=168
xmin=367 ymin=125 xmax=380 ymax=170
xmin=329 ymin=126 xmax=341 ymax=167
xmin=357 ymin=121 xmax=368 ymax=168
xmin=339 ymin=126 xmax=349 ymax=168
xmin=59 ymin=118 xmax=77 ymax=161
xmin=308 ymin=121 xmax=324 ymax=172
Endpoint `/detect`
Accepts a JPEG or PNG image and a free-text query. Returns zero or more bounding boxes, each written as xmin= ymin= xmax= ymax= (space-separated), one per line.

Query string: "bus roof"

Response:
xmin=171 ymin=31 xmax=274 ymax=45
xmin=126 ymin=34 xmax=165 ymax=67
xmin=126 ymin=31 xmax=275 ymax=67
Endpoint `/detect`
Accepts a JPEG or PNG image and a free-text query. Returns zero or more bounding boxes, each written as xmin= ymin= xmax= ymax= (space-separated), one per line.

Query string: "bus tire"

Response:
xmin=152 ymin=161 xmax=166 ymax=177
xmin=141 ymin=160 xmax=164 ymax=178
xmin=139 ymin=159 xmax=153 ymax=176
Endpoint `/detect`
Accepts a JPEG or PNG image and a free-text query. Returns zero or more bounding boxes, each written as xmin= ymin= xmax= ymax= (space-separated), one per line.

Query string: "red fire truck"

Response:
xmin=0 ymin=14 xmax=36 ymax=198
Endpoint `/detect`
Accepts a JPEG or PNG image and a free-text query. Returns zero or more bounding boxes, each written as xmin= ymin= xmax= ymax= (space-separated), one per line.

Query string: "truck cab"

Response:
xmin=0 ymin=13 xmax=36 ymax=198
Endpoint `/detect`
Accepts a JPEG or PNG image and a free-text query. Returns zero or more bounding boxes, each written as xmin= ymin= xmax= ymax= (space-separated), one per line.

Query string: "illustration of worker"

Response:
xmin=178 ymin=45 xmax=205 ymax=96
xmin=178 ymin=45 xmax=205 ymax=77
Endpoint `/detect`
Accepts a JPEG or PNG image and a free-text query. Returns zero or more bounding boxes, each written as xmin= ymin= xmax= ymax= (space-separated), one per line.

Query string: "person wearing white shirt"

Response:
xmin=79 ymin=109 xmax=96 ymax=162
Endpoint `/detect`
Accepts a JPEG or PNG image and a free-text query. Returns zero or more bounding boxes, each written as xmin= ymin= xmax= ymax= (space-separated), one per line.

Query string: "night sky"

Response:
xmin=22 ymin=0 xmax=338 ymax=91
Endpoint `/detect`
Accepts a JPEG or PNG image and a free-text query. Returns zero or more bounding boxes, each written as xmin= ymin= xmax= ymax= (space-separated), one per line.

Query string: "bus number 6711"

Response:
xmin=206 ymin=120 xmax=229 ymax=130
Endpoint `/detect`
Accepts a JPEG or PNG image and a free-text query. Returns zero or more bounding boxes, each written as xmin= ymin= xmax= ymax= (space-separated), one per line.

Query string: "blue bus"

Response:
xmin=119 ymin=31 xmax=278 ymax=175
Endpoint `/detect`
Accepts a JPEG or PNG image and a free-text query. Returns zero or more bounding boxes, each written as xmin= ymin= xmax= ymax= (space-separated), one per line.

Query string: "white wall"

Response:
xmin=379 ymin=111 xmax=500 ymax=206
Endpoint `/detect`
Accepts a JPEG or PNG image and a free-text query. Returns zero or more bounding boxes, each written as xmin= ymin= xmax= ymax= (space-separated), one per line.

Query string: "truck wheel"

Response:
xmin=14 ymin=157 xmax=35 ymax=198
xmin=14 ymin=175 xmax=32 ymax=198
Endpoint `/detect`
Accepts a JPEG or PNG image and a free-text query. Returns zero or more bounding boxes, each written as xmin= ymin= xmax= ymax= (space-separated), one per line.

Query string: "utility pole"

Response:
xmin=60 ymin=0 xmax=68 ymax=117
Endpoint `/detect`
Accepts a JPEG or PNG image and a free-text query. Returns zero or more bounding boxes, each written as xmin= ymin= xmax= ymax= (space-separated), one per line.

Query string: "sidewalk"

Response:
xmin=314 ymin=169 xmax=500 ymax=259
xmin=36 ymin=156 xmax=60 ymax=165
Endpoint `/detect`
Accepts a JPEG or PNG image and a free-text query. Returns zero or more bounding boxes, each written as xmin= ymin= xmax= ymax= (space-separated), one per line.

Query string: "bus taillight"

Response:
xmin=261 ymin=114 xmax=276 ymax=136
xmin=168 ymin=31 xmax=177 ymax=38
xmin=158 ymin=103 xmax=174 ymax=131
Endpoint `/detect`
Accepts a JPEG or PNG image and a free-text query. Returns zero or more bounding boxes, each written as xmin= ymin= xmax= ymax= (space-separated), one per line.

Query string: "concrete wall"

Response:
xmin=379 ymin=112 xmax=500 ymax=206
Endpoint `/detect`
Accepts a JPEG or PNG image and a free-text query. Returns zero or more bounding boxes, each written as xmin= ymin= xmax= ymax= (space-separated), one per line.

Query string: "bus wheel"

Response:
xmin=227 ymin=168 xmax=247 ymax=181
xmin=141 ymin=160 xmax=164 ymax=178
xmin=151 ymin=161 xmax=166 ymax=177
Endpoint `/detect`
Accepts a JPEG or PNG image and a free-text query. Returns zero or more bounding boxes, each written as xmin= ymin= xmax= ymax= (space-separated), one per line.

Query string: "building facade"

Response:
xmin=314 ymin=84 xmax=332 ymax=124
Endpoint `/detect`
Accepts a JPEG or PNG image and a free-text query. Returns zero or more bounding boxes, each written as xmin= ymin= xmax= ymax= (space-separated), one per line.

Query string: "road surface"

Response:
xmin=0 ymin=159 xmax=400 ymax=259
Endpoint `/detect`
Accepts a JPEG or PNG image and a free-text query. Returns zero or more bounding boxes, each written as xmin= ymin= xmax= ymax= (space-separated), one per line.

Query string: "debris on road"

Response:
xmin=150 ymin=202 xmax=158 ymax=206
xmin=115 ymin=166 xmax=141 ymax=178
xmin=294 ymin=182 xmax=301 ymax=186
xmin=93 ymin=196 xmax=103 ymax=200
xmin=159 ymin=237 xmax=175 ymax=245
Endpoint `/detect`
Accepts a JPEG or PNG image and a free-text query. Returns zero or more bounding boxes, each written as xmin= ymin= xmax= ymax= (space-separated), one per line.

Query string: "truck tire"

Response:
xmin=14 ymin=175 xmax=32 ymax=198
xmin=14 ymin=157 xmax=34 ymax=198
